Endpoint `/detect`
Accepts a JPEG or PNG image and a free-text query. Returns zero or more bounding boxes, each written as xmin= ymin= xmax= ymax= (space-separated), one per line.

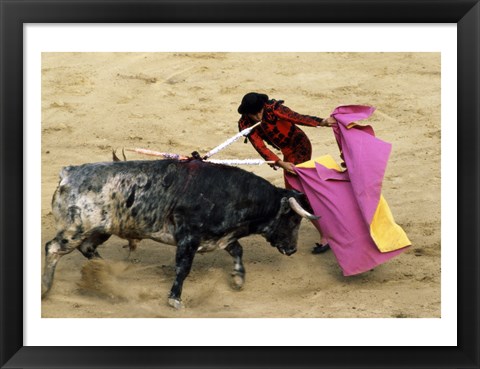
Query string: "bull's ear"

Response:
xmin=280 ymin=197 xmax=291 ymax=214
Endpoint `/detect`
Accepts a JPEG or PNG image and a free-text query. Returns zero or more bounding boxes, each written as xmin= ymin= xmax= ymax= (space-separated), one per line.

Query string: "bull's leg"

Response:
xmin=122 ymin=239 xmax=140 ymax=259
xmin=78 ymin=232 xmax=111 ymax=259
xmin=225 ymin=241 xmax=245 ymax=290
xmin=168 ymin=235 xmax=200 ymax=309
xmin=42 ymin=234 xmax=85 ymax=298
xmin=42 ymin=206 xmax=86 ymax=298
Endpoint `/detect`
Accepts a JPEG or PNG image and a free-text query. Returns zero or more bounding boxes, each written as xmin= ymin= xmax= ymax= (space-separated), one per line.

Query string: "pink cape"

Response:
xmin=287 ymin=105 xmax=410 ymax=276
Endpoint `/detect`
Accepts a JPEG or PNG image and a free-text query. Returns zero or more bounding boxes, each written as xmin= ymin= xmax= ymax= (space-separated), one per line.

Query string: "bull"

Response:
xmin=42 ymin=159 xmax=318 ymax=309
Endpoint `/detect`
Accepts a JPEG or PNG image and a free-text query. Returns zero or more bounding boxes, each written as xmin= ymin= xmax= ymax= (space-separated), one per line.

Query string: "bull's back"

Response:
xmin=165 ymin=160 xmax=284 ymax=234
xmin=52 ymin=159 xmax=283 ymax=238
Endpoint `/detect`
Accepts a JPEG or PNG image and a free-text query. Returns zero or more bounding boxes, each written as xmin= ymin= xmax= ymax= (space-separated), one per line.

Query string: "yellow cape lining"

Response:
xmin=296 ymin=156 xmax=410 ymax=252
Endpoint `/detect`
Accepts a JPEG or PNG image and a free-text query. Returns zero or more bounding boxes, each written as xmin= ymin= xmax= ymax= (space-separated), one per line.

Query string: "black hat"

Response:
xmin=237 ymin=92 xmax=269 ymax=114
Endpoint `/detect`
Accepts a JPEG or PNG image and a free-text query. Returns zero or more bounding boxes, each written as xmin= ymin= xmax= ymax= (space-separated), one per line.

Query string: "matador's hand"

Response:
xmin=276 ymin=160 xmax=297 ymax=175
xmin=320 ymin=117 xmax=337 ymax=127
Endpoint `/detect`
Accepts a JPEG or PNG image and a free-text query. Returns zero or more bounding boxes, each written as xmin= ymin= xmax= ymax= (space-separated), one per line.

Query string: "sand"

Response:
xmin=41 ymin=52 xmax=440 ymax=318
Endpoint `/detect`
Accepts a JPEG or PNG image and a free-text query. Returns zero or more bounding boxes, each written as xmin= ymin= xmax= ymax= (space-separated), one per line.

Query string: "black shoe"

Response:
xmin=312 ymin=243 xmax=330 ymax=254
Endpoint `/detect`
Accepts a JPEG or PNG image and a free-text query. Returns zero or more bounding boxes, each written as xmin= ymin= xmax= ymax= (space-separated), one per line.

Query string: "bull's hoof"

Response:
xmin=41 ymin=286 xmax=50 ymax=299
xmin=168 ymin=297 xmax=184 ymax=310
xmin=41 ymin=279 xmax=52 ymax=299
xmin=231 ymin=273 xmax=244 ymax=290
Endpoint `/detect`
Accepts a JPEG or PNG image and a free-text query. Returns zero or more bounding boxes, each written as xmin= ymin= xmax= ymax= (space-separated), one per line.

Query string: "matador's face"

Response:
xmin=247 ymin=108 xmax=264 ymax=123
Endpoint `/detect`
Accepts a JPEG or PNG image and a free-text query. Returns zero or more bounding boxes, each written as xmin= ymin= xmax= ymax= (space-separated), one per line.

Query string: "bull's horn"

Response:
xmin=288 ymin=198 xmax=320 ymax=220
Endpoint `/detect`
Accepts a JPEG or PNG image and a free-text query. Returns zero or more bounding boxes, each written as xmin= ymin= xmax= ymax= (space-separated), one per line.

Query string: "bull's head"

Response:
xmin=264 ymin=192 xmax=319 ymax=256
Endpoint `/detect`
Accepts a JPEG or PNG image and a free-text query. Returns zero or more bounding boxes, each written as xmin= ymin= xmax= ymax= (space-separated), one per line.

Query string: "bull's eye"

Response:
xmin=61 ymin=239 xmax=69 ymax=244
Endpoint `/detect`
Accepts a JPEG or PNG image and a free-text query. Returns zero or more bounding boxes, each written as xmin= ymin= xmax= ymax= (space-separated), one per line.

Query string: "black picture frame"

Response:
xmin=1 ymin=1 xmax=478 ymax=368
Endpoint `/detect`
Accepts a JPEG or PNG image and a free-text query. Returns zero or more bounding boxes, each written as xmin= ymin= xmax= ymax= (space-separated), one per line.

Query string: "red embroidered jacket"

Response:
xmin=238 ymin=99 xmax=323 ymax=164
